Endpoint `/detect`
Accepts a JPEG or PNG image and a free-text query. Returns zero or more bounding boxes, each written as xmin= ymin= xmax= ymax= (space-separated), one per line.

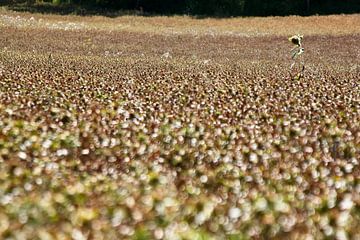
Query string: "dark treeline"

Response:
xmin=2 ymin=0 xmax=360 ymax=16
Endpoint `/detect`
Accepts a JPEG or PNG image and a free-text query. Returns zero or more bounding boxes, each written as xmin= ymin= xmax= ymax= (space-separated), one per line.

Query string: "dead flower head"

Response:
xmin=288 ymin=34 xmax=303 ymax=47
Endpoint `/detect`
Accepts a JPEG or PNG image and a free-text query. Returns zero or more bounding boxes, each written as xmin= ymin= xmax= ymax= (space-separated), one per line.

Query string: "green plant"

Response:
xmin=288 ymin=34 xmax=305 ymax=79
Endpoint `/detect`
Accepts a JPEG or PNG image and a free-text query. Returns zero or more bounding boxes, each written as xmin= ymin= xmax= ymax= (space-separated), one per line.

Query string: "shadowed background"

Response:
xmin=1 ymin=0 xmax=360 ymax=16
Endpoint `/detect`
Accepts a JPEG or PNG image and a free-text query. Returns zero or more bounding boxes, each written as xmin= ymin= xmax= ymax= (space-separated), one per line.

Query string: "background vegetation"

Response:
xmin=1 ymin=0 xmax=360 ymax=16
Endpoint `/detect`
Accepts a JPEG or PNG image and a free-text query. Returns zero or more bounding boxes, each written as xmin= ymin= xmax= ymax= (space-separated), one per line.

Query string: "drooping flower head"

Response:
xmin=288 ymin=34 xmax=303 ymax=47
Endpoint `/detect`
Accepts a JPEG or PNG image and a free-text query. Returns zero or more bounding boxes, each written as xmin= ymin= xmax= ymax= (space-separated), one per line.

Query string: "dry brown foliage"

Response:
xmin=0 ymin=9 xmax=359 ymax=240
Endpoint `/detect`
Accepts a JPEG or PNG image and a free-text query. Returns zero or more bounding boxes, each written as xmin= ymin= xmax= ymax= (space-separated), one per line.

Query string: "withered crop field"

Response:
xmin=0 ymin=9 xmax=359 ymax=240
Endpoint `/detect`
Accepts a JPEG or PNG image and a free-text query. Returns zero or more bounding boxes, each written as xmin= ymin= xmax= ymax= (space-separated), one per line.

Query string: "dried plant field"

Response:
xmin=0 ymin=9 xmax=359 ymax=240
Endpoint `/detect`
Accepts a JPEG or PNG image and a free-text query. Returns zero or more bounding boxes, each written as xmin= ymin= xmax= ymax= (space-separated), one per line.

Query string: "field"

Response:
xmin=0 ymin=8 xmax=359 ymax=240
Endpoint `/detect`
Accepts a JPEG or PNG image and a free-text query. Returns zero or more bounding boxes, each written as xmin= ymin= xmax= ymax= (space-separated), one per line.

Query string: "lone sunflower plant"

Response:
xmin=288 ymin=34 xmax=305 ymax=78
